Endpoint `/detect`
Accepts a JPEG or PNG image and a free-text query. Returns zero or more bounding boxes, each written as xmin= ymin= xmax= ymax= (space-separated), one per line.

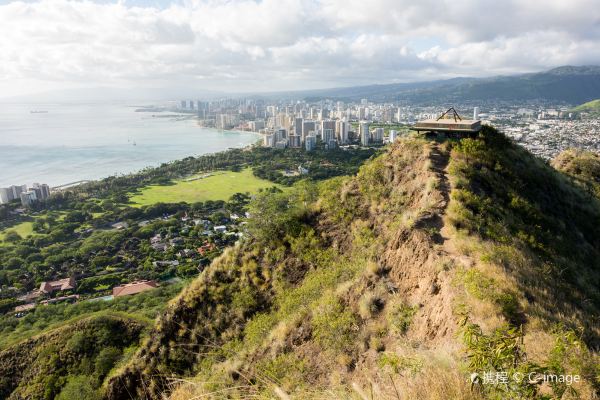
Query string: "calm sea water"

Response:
xmin=0 ymin=103 xmax=259 ymax=187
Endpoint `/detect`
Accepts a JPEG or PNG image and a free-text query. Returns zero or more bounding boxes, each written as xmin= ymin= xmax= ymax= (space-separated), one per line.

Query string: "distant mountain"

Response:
xmin=288 ymin=65 xmax=600 ymax=104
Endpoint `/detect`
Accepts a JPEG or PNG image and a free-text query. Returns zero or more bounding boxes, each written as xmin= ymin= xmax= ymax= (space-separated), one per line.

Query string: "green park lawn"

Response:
xmin=129 ymin=168 xmax=280 ymax=206
xmin=0 ymin=221 xmax=34 ymax=242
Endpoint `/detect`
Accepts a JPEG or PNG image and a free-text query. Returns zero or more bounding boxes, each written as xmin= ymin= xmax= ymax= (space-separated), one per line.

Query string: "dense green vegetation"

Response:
xmin=551 ymin=148 xmax=600 ymax=197
xmin=449 ymin=126 xmax=600 ymax=340
xmin=0 ymin=314 xmax=147 ymax=400
xmin=0 ymin=282 xmax=183 ymax=350
xmin=3 ymin=130 xmax=600 ymax=399
xmin=571 ymin=98 xmax=600 ymax=116
xmin=106 ymin=129 xmax=599 ymax=400
xmin=0 ymin=144 xmax=380 ymax=399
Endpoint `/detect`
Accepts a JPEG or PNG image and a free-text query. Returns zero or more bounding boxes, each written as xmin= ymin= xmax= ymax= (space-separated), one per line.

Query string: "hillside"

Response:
xmin=0 ymin=313 xmax=148 ymax=399
xmin=293 ymin=66 xmax=600 ymax=104
xmin=105 ymin=127 xmax=600 ymax=400
xmin=552 ymin=149 xmax=600 ymax=197
xmin=571 ymin=99 xmax=600 ymax=116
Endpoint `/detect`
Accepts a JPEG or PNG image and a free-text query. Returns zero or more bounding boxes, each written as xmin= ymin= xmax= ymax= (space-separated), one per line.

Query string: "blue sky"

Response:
xmin=0 ymin=0 xmax=599 ymax=98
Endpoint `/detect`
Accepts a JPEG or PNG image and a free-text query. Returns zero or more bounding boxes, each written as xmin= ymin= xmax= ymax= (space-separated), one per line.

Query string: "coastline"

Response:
xmin=0 ymin=103 xmax=261 ymax=188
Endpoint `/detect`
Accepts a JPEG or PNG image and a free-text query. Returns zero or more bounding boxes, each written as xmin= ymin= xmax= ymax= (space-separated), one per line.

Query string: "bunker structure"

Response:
xmin=411 ymin=107 xmax=481 ymax=138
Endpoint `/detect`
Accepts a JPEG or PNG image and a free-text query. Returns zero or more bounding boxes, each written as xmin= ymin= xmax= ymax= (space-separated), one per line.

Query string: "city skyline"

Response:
xmin=1 ymin=0 xmax=599 ymax=100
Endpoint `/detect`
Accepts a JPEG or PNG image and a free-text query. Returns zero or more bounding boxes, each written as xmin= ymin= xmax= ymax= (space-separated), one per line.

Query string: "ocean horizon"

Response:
xmin=0 ymin=102 xmax=260 ymax=188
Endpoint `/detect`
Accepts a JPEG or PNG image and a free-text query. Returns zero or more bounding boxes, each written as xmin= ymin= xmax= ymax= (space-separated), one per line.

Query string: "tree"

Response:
xmin=3 ymin=231 xmax=21 ymax=243
xmin=56 ymin=375 xmax=101 ymax=400
xmin=94 ymin=347 xmax=122 ymax=378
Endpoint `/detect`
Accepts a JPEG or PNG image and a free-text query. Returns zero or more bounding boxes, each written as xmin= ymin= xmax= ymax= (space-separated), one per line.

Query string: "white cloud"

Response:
xmin=0 ymin=0 xmax=598 ymax=97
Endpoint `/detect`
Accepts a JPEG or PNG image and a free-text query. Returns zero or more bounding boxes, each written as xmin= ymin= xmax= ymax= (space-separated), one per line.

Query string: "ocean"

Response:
xmin=0 ymin=103 xmax=259 ymax=187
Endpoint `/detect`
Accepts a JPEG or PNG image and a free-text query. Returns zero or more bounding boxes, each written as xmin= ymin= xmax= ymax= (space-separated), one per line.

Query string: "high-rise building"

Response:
xmin=289 ymin=135 xmax=302 ymax=148
xmin=321 ymin=120 xmax=335 ymax=136
xmin=32 ymin=183 xmax=50 ymax=199
xmin=336 ymin=120 xmax=349 ymax=144
xmin=0 ymin=188 xmax=11 ymax=204
xmin=249 ymin=120 xmax=265 ymax=132
xmin=276 ymin=128 xmax=287 ymax=142
xmin=310 ymin=107 xmax=318 ymax=120
xmin=322 ymin=129 xmax=334 ymax=145
xmin=20 ymin=191 xmax=37 ymax=207
xmin=294 ymin=118 xmax=303 ymax=138
xmin=389 ymin=129 xmax=398 ymax=142
xmin=373 ymin=127 xmax=384 ymax=143
xmin=305 ymin=135 xmax=316 ymax=151
xmin=181 ymin=100 xmax=186 ymax=109
xmin=360 ymin=122 xmax=370 ymax=146
xmin=263 ymin=133 xmax=275 ymax=148
xmin=358 ymin=107 xmax=367 ymax=120
xmin=473 ymin=107 xmax=480 ymax=120
xmin=302 ymin=121 xmax=316 ymax=141
xmin=1 ymin=184 xmax=32 ymax=204
xmin=361 ymin=98 xmax=368 ymax=105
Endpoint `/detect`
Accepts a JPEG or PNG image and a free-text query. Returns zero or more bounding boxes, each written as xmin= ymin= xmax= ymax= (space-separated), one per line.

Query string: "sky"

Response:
xmin=0 ymin=0 xmax=599 ymax=99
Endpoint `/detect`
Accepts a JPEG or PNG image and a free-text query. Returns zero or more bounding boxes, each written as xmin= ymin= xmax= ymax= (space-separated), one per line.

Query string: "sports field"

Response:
xmin=129 ymin=168 xmax=279 ymax=206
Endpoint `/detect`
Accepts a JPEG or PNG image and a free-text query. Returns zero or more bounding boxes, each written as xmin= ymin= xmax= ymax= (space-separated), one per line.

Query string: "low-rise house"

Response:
xmin=112 ymin=280 xmax=158 ymax=297
xmin=150 ymin=234 xmax=162 ymax=244
xmin=152 ymin=260 xmax=180 ymax=267
xmin=169 ymin=237 xmax=184 ymax=246
xmin=40 ymin=294 xmax=79 ymax=305
xmin=39 ymin=277 xmax=76 ymax=294
xmin=14 ymin=303 xmax=35 ymax=313
xmin=178 ymin=249 xmax=194 ymax=257
xmin=197 ymin=242 xmax=216 ymax=255
xmin=151 ymin=242 xmax=168 ymax=252
xmin=111 ymin=221 xmax=129 ymax=230
xmin=214 ymin=225 xmax=227 ymax=233
xmin=17 ymin=290 xmax=42 ymax=302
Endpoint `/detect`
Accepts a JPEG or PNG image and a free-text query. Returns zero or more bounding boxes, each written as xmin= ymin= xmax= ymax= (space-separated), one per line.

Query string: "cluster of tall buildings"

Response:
xmin=0 ymin=183 xmax=51 ymax=207
xmin=262 ymin=118 xmax=351 ymax=151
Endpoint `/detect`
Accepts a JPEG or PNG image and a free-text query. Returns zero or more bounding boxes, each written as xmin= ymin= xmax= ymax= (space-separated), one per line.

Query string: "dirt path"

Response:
xmin=429 ymin=142 xmax=473 ymax=267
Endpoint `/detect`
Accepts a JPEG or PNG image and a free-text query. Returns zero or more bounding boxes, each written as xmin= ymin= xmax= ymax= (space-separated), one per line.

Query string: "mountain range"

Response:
xmin=284 ymin=65 xmax=600 ymax=104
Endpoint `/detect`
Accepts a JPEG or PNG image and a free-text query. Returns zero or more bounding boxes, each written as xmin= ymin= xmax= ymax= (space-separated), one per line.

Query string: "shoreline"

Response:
xmin=0 ymin=128 xmax=261 ymax=189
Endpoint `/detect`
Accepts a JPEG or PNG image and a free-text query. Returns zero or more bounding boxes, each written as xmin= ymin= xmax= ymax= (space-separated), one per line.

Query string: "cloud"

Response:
xmin=0 ymin=0 xmax=598 ymax=97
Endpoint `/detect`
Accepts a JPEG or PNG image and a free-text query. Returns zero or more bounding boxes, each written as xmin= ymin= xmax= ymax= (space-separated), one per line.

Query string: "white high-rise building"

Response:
xmin=336 ymin=120 xmax=349 ymax=144
xmin=373 ymin=127 xmax=384 ymax=143
xmin=20 ymin=191 xmax=37 ymax=207
xmin=0 ymin=188 xmax=11 ymax=204
xmin=473 ymin=107 xmax=480 ymax=120
xmin=32 ymin=183 xmax=50 ymax=199
xmin=263 ymin=134 xmax=275 ymax=148
xmin=389 ymin=130 xmax=398 ymax=143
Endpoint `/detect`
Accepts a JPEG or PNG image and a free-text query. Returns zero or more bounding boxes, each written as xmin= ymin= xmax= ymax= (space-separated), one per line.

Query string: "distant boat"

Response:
xmin=30 ymin=110 xmax=48 ymax=113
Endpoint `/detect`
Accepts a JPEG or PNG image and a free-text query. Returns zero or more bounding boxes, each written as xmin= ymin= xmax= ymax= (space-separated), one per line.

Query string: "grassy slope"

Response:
xmin=0 ymin=221 xmax=34 ymax=242
xmin=0 ymin=313 xmax=148 ymax=400
xmin=128 ymin=168 xmax=280 ymax=206
xmin=99 ymin=130 xmax=598 ymax=399
xmin=572 ymin=98 xmax=600 ymax=113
